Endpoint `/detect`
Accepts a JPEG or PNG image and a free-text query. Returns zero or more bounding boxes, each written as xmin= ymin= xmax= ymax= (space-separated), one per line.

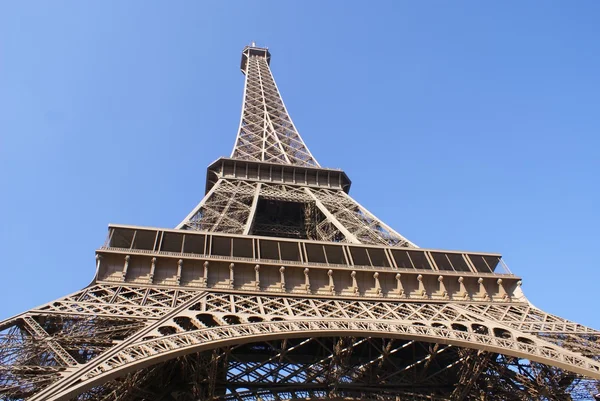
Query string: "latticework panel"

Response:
xmin=0 ymin=324 xmax=65 ymax=399
xmin=184 ymin=180 xmax=257 ymax=233
xmin=260 ymin=184 xmax=312 ymax=202
xmin=308 ymin=188 xmax=415 ymax=247
xmin=70 ymin=337 xmax=600 ymax=401
xmin=33 ymin=284 xmax=198 ymax=319
xmin=460 ymin=303 xmax=600 ymax=366
xmin=231 ymin=53 xmax=318 ymax=167
xmin=180 ymin=181 xmax=416 ymax=246
xmin=2 ymin=284 xmax=599 ymax=400
xmin=0 ymin=314 xmax=145 ymax=400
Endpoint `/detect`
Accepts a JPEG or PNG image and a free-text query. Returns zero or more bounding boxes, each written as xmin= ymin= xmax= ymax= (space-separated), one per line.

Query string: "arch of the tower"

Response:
xmin=36 ymin=317 xmax=600 ymax=401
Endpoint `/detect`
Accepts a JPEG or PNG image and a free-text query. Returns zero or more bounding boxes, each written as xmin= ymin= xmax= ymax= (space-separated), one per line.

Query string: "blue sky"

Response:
xmin=1 ymin=2 xmax=599 ymax=328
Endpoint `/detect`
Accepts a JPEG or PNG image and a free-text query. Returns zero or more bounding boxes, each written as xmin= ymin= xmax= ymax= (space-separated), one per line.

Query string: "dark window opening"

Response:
xmin=431 ymin=253 xmax=454 ymax=271
xmin=469 ymin=255 xmax=500 ymax=273
xmin=251 ymin=198 xmax=309 ymax=239
xmin=110 ymin=228 xmax=135 ymax=249
xmin=259 ymin=240 xmax=279 ymax=260
xmin=161 ymin=232 xmax=184 ymax=253
xmin=183 ymin=234 xmax=206 ymax=255
xmin=211 ymin=236 xmax=231 ymax=257
xmin=306 ymin=244 xmax=327 ymax=264
xmin=350 ymin=247 xmax=370 ymax=266
xmin=367 ymin=248 xmax=389 ymax=267
xmin=280 ymin=241 xmax=301 ymax=262
xmin=448 ymin=254 xmax=471 ymax=272
xmin=324 ymin=245 xmax=346 ymax=265
xmin=391 ymin=250 xmax=414 ymax=269
xmin=133 ymin=230 xmax=156 ymax=251
xmin=407 ymin=251 xmax=433 ymax=270
xmin=232 ymin=238 xmax=253 ymax=258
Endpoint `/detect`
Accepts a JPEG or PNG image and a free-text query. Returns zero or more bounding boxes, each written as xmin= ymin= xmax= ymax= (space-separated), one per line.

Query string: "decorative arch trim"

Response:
xmin=43 ymin=319 xmax=600 ymax=401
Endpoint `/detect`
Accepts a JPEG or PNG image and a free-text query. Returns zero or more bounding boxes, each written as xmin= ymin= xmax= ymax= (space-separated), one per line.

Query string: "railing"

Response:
xmin=99 ymin=246 xmax=516 ymax=278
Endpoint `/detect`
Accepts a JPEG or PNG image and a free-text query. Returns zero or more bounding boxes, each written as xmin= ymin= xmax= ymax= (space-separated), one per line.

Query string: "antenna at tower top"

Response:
xmin=251 ymin=41 xmax=256 ymax=47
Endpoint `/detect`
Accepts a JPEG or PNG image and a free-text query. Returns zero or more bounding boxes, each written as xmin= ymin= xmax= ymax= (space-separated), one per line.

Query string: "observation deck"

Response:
xmin=240 ymin=44 xmax=271 ymax=73
xmin=95 ymin=224 xmax=522 ymax=302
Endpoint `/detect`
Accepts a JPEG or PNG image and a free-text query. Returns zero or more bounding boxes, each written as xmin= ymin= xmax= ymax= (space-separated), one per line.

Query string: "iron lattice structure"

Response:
xmin=1 ymin=45 xmax=599 ymax=401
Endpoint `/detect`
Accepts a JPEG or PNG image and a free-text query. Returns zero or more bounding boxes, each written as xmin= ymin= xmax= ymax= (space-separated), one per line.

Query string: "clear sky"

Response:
xmin=1 ymin=2 xmax=599 ymax=328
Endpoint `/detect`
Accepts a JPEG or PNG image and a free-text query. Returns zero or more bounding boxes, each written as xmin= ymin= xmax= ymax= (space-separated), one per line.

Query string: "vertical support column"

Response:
xmin=497 ymin=278 xmax=509 ymax=301
xmin=176 ymin=259 xmax=183 ymax=286
xmin=327 ymin=269 xmax=335 ymax=295
xmin=304 ymin=268 xmax=311 ymax=294
xmin=122 ymin=255 xmax=130 ymax=281
xmin=458 ymin=276 xmax=468 ymax=300
xmin=438 ymin=276 xmax=448 ymax=299
xmin=228 ymin=263 xmax=235 ymax=289
xmin=351 ymin=271 xmax=358 ymax=295
xmin=202 ymin=261 xmax=209 ymax=288
xmin=149 ymin=257 xmax=157 ymax=283
xmin=373 ymin=272 xmax=381 ymax=295
xmin=254 ymin=264 xmax=260 ymax=290
xmin=395 ymin=273 xmax=404 ymax=298
xmin=478 ymin=278 xmax=489 ymax=300
xmin=279 ymin=266 xmax=286 ymax=292
xmin=417 ymin=274 xmax=427 ymax=299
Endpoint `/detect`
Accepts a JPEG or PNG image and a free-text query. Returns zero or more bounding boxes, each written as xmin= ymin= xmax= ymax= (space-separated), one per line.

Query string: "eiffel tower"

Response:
xmin=2 ymin=44 xmax=599 ymax=401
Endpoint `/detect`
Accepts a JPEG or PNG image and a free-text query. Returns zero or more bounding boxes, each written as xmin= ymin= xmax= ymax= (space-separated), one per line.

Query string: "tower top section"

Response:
xmin=241 ymin=44 xmax=271 ymax=74
xmin=231 ymin=44 xmax=319 ymax=167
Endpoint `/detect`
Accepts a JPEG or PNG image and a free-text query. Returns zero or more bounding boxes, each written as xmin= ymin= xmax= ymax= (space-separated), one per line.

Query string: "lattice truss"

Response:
xmin=1 ymin=284 xmax=599 ymax=400
xmin=181 ymin=45 xmax=414 ymax=247
xmin=231 ymin=51 xmax=318 ymax=167
xmin=182 ymin=181 xmax=414 ymax=247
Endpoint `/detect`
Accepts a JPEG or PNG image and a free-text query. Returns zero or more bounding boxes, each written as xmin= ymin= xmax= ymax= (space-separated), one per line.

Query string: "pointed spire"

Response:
xmin=231 ymin=45 xmax=320 ymax=167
